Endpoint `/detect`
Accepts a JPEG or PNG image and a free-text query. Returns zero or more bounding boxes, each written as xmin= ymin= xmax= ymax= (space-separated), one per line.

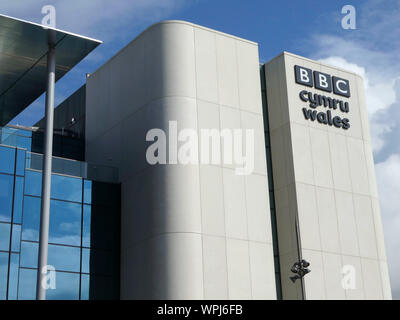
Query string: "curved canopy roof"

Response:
xmin=0 ymin=14 xmax=101 ymax=125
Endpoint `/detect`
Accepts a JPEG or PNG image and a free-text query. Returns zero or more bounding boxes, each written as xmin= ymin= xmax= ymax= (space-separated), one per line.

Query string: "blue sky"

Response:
xmin=1 ymin=0 xmax=399 ymax=299
xmin=3 ymin=0 xmax=370 ymax=126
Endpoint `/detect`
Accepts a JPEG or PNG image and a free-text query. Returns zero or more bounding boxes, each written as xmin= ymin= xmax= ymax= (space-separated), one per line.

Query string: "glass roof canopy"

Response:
xmin=0 ymin=14 xmax=102 ymax=126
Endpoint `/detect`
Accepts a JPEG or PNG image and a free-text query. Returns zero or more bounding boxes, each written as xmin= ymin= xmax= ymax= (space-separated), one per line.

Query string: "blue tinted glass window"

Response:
xmin=0 ymin=130 xmax=17 ymax=147
xmin=24 ymin=170 xmax=42 ymax=197
xmin=8 ymin=253 xmax=19 ymax=300
xmin=11 ymin=224 xmax=21 ymax=252
xmin=16 ymin=149 xmax=26 ymax=176
xmin=18 ymin=268 xmax=37 ymax=300
xmin=16 ymin=136 xmax=31 ymax=151
xmin=83 ymin=180 xmax=92 ymax=204
xmin=82 ymin=248 xmax=90 ymax=274
xmin=0 ymin=145 xmax=15 ymax=174
xmin=22 ymin=196 xmax=41 ymax=242
xmin=80 ymin=274 xmax=90 ymax=300
xmin=13 ymin=176 xmax=24 ymax=224
xmin=52 ymin=157 xmax=82 ymax=177
xmin=49 ymin=200 xmax=81 ymax=246
xmin=15 ymin=129 xmax=32 ymax=138
xmin=46 ymin=271 xmax=79 ymax=300
xmin=20 ymin=241 xmax=38 ymax=268
xmin=0 ymin=252 xmax=8 ymax=300
xmin=0 ymin=174 xmax=13 ymax=223
xmin=82 ymin=205 xmax=91 ymax=248
xmin=51 ymin=174 xmax=82 ymax=202
xmin=48 ymin=244 xmax=80 ymax=273
xmin=2 ymin=127 xmax=17 ymax=135
xmin=0 ymin=223 xmax=11 ymax=251
xmin=26 ymin=153 xmax=42 ymax=171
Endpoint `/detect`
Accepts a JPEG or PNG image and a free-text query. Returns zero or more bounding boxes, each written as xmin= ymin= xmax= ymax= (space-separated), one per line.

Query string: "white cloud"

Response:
xmin=0 ymin=0 xmax=189 ymax=40
xmin=3 ymin=0 xmax=195 ymax=126
xmin=318 ymin=56 xmax=398 ymax=153
xmin=318 ymin=56 xmax=367 ymax=79
xmin=318 ymin=56 xmax=395 ymax=114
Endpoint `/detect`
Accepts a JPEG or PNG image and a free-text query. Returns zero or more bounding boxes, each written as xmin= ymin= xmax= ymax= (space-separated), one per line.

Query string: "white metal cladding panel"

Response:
xmin=265 ymin=52 xmax=391 ymax=300
xmin=86 ymin=21 xmax=275 ymax=299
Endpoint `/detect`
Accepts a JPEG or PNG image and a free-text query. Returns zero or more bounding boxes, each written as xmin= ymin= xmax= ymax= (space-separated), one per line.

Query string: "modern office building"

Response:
xmin=0 ymin=16 xmax=392 ymax=300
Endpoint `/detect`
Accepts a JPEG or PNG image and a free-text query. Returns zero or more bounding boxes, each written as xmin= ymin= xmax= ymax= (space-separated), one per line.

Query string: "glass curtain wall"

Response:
xmin=0 ymin=140 xmax=120 ymax=300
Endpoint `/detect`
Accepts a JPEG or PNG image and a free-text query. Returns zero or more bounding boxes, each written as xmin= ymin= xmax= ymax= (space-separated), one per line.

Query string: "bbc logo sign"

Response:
xmin=294 ymin=65 xmax=350 ymax=97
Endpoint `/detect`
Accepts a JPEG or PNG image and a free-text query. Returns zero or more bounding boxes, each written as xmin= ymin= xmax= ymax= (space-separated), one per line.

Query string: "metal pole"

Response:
xmin=36 ymin=31 xmax=56 ymax=300
xmin=294 ymin=216 xmax=306 ymax=300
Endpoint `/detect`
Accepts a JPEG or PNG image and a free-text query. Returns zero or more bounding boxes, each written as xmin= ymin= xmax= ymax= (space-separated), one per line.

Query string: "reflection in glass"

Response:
xmin=51 ymin=174 xmax=82 ymax=202
xmin=82 ymin=205 xmax=91 ymax=248
xmin=11 ymin=224 xmax=21 ymax=252
xmin=0 ymin=129 xmax=17 ymax=147
xmin=82 ymin=248 xmax=90 ymax=274
xmin=0 ymin=146 xmax=15 ymax=174
xmin=22 ymin=196 xmax=41 ymax=241
xmin=8 ymin=254 xmax=19 ymax=300
xmin=20 ymin=242 xmax=82 ymax=273
xmin=24 ymin=170 xmax=42 ymax=197
xmin=46 ymin=271 xmax=79 ymax=300
xmin=0 ymin=252 xmax=8 ymax=300
xmin=13 ymin=177 xmax=24 ymax=224
xmin=52 ymin=157 xmax=82 ymax=178
xmin=48 ymin=244 xmax=80 ymax=272
xmin=0 ymin=174 xmax=13 ymax=223
xmin=20 ymin=241 xmax=38 ymax=269
xmin=25 ymin=152 xmax=42 ymax=171
xmin=16 ymin=149 xmax=26 ymax=176
xmin=17 ymin=136 xmax=31 ymax=151
xmin=15 ymin=128 xmax=32 ymax=138
xmin=83 ymin=180 xmax=92 ymax=204
xmin=80 ymin=274 xmax=89 ymax=300
xmin=0 ymin=156 xmax=120 ymax=299
xmin=49 ymin=200 xmax=81 ymax=246
xmin=0 ymin=223 xmax=10 ymax=251
xmin=18 ymin=268 xmax=37 ymax=300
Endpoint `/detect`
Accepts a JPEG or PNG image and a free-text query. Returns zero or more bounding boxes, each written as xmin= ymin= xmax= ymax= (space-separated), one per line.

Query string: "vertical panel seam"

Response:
xmin=192 ymin=25 xmax=205 ymax=300
xmin=215 ymin=32 xmax=230 ymax=300
xmin=326 ymin=131 xmax=347 ymax=299
xmin=234 ymin=39 xmax=253 ymax=300
xmin=344 ymin=136 xmax=366 ymax=298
